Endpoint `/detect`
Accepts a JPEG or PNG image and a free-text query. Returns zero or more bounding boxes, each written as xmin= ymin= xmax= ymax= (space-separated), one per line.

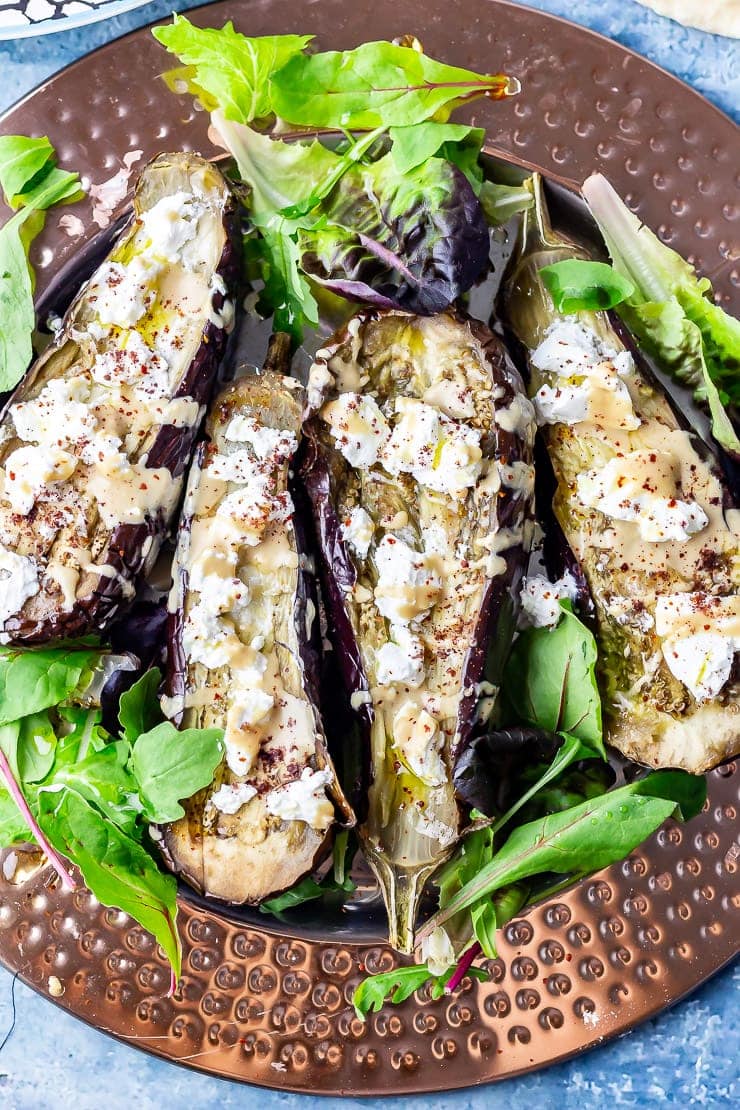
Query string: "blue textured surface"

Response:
xmin=0 ymin=1 xmax=738 ymax=1105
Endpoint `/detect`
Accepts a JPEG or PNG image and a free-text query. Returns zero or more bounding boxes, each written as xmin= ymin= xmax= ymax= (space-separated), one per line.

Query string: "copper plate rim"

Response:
xmin=0 ymin=0 xmax=738 ymax=1093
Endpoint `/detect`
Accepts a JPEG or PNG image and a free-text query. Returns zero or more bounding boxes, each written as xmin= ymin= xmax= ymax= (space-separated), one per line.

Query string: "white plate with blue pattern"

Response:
xmin=0 ymin=0 xmax=150 ymax=39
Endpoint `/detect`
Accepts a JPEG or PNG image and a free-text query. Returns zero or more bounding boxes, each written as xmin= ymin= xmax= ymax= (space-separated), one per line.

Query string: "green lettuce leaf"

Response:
xmin=540 ymin=258 xmax=635 ymax=313
xmin=270 ymin=41 xmax=513 ymax=130
xmin=581 ymin=172 xmax=740 ymax=453
xmin=152 ymin=15 xmax=311 ymax=123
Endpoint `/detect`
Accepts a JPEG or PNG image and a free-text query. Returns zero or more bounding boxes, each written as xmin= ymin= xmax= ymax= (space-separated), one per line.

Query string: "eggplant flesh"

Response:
xmin=162 ymin=371 xmax=353 ymax=904
xmin=301 ymin=309 xmax=534 ymax=951
xmin=503 ymin=176 xmax=739 ymax=774
xmin=0 ymin=153 xmax=239 ymax=644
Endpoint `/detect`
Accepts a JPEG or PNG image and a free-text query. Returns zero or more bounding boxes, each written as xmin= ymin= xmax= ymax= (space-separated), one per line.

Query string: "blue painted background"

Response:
xmin=0 ymin=2 xmax=738 ymax=1105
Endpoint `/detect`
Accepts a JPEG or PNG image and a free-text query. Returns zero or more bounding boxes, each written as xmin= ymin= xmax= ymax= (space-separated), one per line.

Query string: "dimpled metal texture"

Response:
xmin=0 ymin=0 xmax=738 ymax=1093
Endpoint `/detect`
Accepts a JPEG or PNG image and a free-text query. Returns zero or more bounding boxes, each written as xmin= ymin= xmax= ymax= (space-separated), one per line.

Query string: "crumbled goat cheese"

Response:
xmin=661 ymin=633 xmax=738 ymax=703
xmin=520 ymin=572 xmax=579 ymax=628
xmin=422 ymin=378 xmax=475 ymax=419
xmin=380 ymin=397 xmax=483 ymax=497
xmin=376 ymin=626 xmax=425 ymax=687
xmin=93 ymin=256 xmax=161 ymax=328
xmin=576 ymin=451 xmax=708 ymax=541
xmin=322 ymin=393 xmax=390 ymax=467
xmin=264 ymin=768 xmax=334 ymax=831
xmin=138 ymin=191 xmax=203 ymax=266
xmin=533 ymin=382 xmax=590 ymax=425
xmin=11 ymin=377 xmax=94 ymax=447
xmin=340 ymin=506 xmax=375 ymax=559
xmin=374 ymin=535 xmax=441 ymax=624
xmin=392 ymin=701 xmax=446 ymax=786
xmin=0 ymin=545 xmax=40 ymax=626
xmin=210 ymin=781 xmax=258 ymax=815
xmin=530 ymin=318 xmax=615 ymax=375
xmin=3 ymin=444 xmax=78 ymax=514
xmin=93 ymin=330 xmax=170 ymax=401
xmin=224 ymin=414 xmax=297 ymax=462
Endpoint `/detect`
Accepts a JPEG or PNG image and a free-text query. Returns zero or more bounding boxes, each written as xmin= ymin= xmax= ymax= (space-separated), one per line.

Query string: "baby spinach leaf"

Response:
xmin=43 ymin=738 xmax=141 ymax=838
xmin=0 ymin=135 xmax=54 ymax=203
xmin=16 ymin=711 xmax=57 ymax=783
xmin=153 ymin=16 xmax=311 ymax=124
xmin=0 ymin=788 xmax=29 ymax=843
xmin=0 ymin=644 xmax=102 ymax=725
xmin=541 ymin=258 xmax=635 ymax=314
xmin=504 ymin=601 xmax=603 ymax=753
xmin=37 ymin=789 xmax=181 ymax=977
xmin=419 ymin=770 xmax=706 ymax=937
xmin=130 ymin=722 xmax=223 ymax=823
xmin=118 ymin=668 xmax=164 ymax=745
xmin=270 ymin=41 xmax=513 ymax=130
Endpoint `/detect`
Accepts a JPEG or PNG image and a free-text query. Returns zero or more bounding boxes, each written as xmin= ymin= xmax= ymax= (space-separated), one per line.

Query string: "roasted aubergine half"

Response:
xmin=0 ymin=153 xmax=239 ymax=644
xmin=503 ymin=175 xmax=739 ymax=773
xmin=301 ymin=309 xmax=535 ymax=951
xmin=162 ymin=367 xmax=353 ymax=904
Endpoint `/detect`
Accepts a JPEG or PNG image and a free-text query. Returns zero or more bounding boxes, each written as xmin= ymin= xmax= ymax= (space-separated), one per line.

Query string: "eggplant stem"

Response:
xmin=369 ymin=852 xmax=435 ymax=954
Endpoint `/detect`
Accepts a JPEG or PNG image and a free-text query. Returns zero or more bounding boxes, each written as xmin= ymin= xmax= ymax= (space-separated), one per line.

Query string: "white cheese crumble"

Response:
xmin=11 ymin=377 xmax=95 ymax=448
xmin=92 ymin=330 xmax=170 ymax=401
xmin=576 ymin=451 xmax=708 ymax=542
xmin=321 ymin=392 xmax=390 ymax=467
xmin=392 ymin=701 xmax=446 ymax=786
xmin=420 ymin=926 xmax=455 ymax=977
xmin=661 ymin=633 xmax=738 ymax=703
xmin=210 ymin=781 xmax=257 ymax=815
xmin=224 ymin=414 xmax=297 ymax=463
xmin=380 ymin=397 xmax=482 ymax=497
xmin=0 ymin=545 xmax=40 ymax=626
xmin=340 ymin=505 xmax=375 ymax=559
xmin=376 ymin=625 xmax=425 ymax=687
xmin=138 ymin=191 xmax=204 ymax=266
xmin=530 ymin=318 xmax=609 ymax=375
xmin=93 ymin=256 xmax=161 ymax=328
xmin=530 ymin=319 xmax=640 ymax=431
xmin=3 ymin=445 xmax=78 ymax=514
xmin=374 ymin=535 xmax=441 ymax=624
xmin=654 ymin=593 xmax=739 ymax=702
xmin=264 ymin=768 xmax=334 ymax=831
xmin=520 ymin=572 xmax=579 ymax=628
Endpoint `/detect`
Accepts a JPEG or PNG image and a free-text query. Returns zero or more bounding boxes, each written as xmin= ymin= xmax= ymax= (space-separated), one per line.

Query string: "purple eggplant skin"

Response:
xmin=0 ymin=154 xmax=241 ymax=645
xmin=162 ymin=370 xmax=353 ymax=906
xmin=299 ymin=308 xmax=535 ymax=951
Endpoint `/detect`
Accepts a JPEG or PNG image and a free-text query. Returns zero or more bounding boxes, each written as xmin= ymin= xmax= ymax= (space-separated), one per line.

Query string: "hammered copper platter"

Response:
xmin=0 ymin=0 xmax=738 ymax=1092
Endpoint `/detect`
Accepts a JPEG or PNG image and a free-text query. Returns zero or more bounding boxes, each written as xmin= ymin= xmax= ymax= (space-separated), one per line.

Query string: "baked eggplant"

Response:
xmin=162 ymin=367 xmax=353 ymax=904
xmin=502 ymin=175 xmax=740 ymax=773
xmin=0 ymin=153 xmax=239 ymax=644
xmin=301 ymin=309 xmax=535 ymax=950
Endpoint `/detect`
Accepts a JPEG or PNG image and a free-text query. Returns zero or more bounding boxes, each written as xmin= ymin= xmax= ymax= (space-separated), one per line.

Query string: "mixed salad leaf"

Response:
xmin=0 ymin=649 xmax=223 ymax=985
xmin=541 ymin=173 xmax=740 ymax=455
xmin=0 ymin=135 xmax=83 ymax=392
xmin=153 ymin=16 xmax=528 ymax=342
